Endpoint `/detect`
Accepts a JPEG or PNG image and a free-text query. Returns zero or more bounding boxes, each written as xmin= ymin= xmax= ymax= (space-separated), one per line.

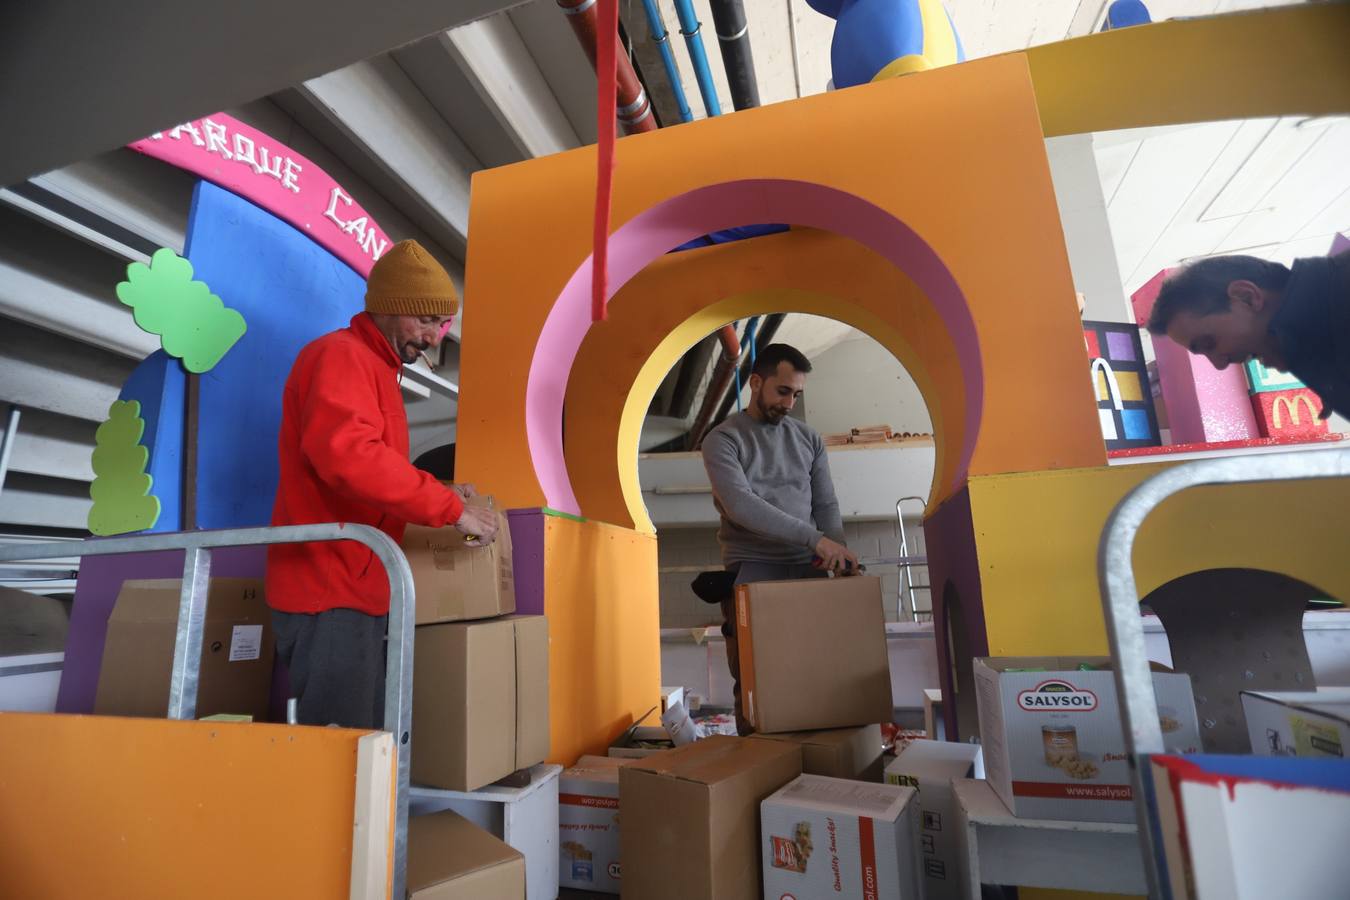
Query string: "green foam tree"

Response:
xmin=88 ymin=400 xmax=161 ymax=536
xmin=116 ymin=248 xmax=247 ymax=373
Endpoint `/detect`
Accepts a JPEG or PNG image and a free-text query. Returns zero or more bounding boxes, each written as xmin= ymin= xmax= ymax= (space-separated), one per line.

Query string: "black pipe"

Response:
xmin=696 ymin=313 xmax=785 ymax=446
xmin=709 ymin=0 xmax=760 ymax=111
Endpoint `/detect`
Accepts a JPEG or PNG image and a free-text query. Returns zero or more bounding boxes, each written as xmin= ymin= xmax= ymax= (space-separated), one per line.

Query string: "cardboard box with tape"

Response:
xmin=620 ymin=735 xmax=802 ymax=900
xmin=402 ymin=495 xmax=515 ymax=625
xmin=412 ymin=615 xmax=549 ymax=791
xmin=94 ymin=578 xmax=273 ymax=720
xmin=736 ymin=576 xmax=893 ymax=733
xmin=752 ymin=724 xmax=885 ymax=782
xmin=760 ymin=773 xmax=922 ymax=900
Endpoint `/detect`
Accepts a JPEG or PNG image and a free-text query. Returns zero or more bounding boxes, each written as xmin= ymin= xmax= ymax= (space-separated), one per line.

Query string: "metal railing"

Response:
xmin=0 ymin=523 xmax=417 ymax=900
xmin=1096 ymin=448 xmax=1350 ymax=899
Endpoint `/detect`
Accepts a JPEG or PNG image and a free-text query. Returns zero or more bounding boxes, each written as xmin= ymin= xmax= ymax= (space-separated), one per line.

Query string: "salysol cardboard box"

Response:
xmin=752 ymin=725 xmax=885 ymax=782
xmin=558 ymin=755 xmax=638 ymax=894
xmin=974 ymin=657 xmax=1201 ymax=823
xmin=884 ymin=739 xmax=983 ymax=899
xmin=412 ymin=615 xmax=549 ymax=791
xmin=402 ymin=494 xmax=515 ymax=625
xmin=620 ymin=735 xmax=802 ymax=900
xmin=736 ymin=576 xmax=893 ymax=733
xmin=408 ymin=808 xmax=525 ymax=899
xmin=94 ymin=578 xmax=273 ymax=720
xmin=761 ymin=774 xmax=922 ymax=900
xmin=1242 ymin=688 xmax=1350 ymax=758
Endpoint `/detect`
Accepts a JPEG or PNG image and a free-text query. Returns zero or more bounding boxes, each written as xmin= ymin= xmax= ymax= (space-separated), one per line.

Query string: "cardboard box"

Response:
xmin=974 ymin=657 xmax=1201 ymax=823
xmin=94 ymin=578 xmax=273 ymax=720
xmin=736 ymin=576 xmax=893 ymax=733
xmin=408 ymin=808 xmax=526 ymax=899
xmin=1242 ymin=688 xmax=1350 ymax=758
xmin=884 ymin=739 xmax=983 ymax=899
xmin=752 ymin=725 xmax=885 ymax=782
xmin=402 ymin=495 xmax=515 ymax=625
xmin=412 ymin=615 xmax=549 ymax=791
xmin=620 ymin=735 xmax=802 ymax=900
xmin=558 ymin=755 xmax=639 ymax=894
xmin=760 ymin=774 xmax=921 ymax=900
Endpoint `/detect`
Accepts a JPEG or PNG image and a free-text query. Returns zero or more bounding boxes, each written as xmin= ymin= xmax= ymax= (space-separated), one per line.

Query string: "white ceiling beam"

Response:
xmin=0 ymin=474 xmax=92 ymax=531
xmin=440 ymin=17 xmax=582 ymax=159
xmin=297 ymin=57 xmax=482 ymax=255
xmin=509 ymin=0 xmax=598 ymax=144
xmin=1 ymin=0 xmax=528 ymax=187
xmin=8 ymin=410 xmax=96 ymax=483
xmin=0 ymin=321 xmax=130 ymax=423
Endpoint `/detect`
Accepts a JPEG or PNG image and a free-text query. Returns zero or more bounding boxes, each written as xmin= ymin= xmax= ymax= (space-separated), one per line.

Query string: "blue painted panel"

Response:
xmin=116 ymin=350 xmax=185 ymax=532
xmin=184 ymin=181 xmax=364 ymax=529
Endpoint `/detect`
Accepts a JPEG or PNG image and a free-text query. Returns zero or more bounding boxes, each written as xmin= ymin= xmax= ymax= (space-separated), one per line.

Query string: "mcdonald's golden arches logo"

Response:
xmin=1272 ymin=393 xmax=1319 ymax=429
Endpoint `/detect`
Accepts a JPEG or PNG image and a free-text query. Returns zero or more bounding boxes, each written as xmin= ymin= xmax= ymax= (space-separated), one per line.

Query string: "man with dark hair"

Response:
xmin=1148 ymin=250 xmax=1350 ymax=418
xmin=701 ymin=342 xmax=856 ymax=734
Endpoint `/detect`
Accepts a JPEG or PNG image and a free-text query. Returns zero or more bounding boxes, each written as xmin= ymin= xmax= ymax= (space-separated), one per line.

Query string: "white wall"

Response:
xmin=803 ymin=334 xmax=933 ymax=437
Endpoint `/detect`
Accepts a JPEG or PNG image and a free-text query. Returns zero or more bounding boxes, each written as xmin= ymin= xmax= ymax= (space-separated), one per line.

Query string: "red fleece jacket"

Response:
xmin=266 ymin=312 xmax=463 ymax=615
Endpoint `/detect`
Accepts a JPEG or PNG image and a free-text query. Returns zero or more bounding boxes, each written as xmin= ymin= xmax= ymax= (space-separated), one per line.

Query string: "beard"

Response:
xmin=757 ymin=395 xmax=787 ymax=423
xmin=401 ymin=342 xmax=429 ymax=364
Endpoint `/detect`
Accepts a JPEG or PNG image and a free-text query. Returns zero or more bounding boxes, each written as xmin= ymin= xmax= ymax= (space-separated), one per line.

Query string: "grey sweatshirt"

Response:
xmin=701 ymin=411 xmax=846 ymax=566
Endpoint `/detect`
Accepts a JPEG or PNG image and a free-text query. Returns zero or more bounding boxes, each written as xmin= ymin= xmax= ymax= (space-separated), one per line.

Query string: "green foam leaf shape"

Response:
xmin=88 ymin=399 xmax=161 ymax=536
xmin=116 ymin=248 xmax=247 ymax=373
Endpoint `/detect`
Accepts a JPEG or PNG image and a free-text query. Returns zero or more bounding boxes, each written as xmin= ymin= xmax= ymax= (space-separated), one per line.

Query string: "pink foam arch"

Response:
xmin=526 ymin=179 xmax=983 ymax=515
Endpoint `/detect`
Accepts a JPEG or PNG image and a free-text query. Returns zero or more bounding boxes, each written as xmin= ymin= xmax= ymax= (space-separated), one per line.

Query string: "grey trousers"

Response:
xmin=720 ymin=561 xmax=829 ymax=736
xmin=272 ymin=608 xmax=387 ymax=729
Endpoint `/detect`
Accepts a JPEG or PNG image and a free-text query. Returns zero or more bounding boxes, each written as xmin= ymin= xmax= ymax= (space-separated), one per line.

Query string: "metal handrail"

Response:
xmin=0 ymin=522 xmax=417 ymax=900
xmin=1096 ymin=448 xmax=1350 ymax=900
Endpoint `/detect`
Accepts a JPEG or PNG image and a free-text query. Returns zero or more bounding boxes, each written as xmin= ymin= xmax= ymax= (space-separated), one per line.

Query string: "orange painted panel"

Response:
xmin=457 ymin=53 xmax=1103 ymax=511
xmin=540 ymin=516 xmax=660 ymax=764
xmin=0 ymin=714 xmax=377 ymax=899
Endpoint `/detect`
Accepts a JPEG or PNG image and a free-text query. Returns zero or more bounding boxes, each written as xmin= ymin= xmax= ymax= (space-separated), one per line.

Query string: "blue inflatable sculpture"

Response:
xmin=808 ymin=0 xmax=966 ymax=90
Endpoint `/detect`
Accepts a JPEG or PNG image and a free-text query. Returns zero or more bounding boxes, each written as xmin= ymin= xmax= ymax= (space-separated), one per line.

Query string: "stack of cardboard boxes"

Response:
xmin=593 ymin=575 xmax=929 ymax=900
xmin=402 ymin=497 xmax=550 ymax=794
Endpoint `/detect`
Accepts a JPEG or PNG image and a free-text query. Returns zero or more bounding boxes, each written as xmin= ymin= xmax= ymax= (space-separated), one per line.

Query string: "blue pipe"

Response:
xmin=672 ymin=0 xmax=723 ymax=117
xmin=640 ymin=0 xmax=694 ymax=123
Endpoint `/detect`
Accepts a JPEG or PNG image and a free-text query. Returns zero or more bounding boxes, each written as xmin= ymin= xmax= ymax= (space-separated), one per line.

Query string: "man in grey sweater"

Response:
xmin=702 ymin=343 xmax=857 ymax=734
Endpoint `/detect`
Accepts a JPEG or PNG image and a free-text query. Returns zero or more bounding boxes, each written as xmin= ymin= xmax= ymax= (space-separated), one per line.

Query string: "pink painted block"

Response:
xmin=129 ymin=114 xmax=390 ymax=278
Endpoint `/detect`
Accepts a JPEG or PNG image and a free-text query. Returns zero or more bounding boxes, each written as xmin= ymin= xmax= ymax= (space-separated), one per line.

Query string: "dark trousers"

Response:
xmin=721 ymin=561 xmax=829 ymax=736
xmin=272 ymin=608 xmax=387 ymax=729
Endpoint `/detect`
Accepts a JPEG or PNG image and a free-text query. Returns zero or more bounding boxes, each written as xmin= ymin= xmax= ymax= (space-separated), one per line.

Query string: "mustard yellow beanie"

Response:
xmin=364 ymin=240 xmax=460 ymax=316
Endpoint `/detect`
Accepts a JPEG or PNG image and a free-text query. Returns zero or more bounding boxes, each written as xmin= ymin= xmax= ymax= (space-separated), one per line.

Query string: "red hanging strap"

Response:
xmin=592 ymin=0 xmax=618 ymax=322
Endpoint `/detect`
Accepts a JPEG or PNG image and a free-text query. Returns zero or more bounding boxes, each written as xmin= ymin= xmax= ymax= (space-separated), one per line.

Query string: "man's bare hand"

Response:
xmin=454 ymin=505 xmax=498 ymax=546
xmin=450 ymin=482 xmax=479 ymax=500
xmin=814 ymin=537 xmax=859 ymax=575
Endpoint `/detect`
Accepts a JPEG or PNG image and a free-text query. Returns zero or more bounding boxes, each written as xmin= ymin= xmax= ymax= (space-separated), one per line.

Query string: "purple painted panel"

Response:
xmin=57 ymin=546 xmax=267 ymax=714
xmin=1332 ymin=232 xmax=1349 ymax=255
xmin=507 ymin=509 xmax=546 ymax=617
xmin=1105 ymin=330 xmax=1137 ymax=362
xmin=922 ymin=487 xmax=988 ymax=741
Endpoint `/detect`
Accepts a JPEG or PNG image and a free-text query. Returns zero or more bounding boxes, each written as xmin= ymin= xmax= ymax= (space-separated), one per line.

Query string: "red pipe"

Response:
xmin=558 ymin=0 xmax=737 ymax=350
xmin=557 ymin=0 xmax=657 ymax=135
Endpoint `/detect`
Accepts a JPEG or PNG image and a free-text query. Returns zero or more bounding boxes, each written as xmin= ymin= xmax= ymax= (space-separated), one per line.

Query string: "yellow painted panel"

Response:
xmin=542 ymin=516 xmax=660 ymax=763
xmin=1096 ymin=369 xmax=1143 ymax=404
xmin=1026 ymin=4 xmax=1350 ymax=137
xmin=0 ymin=715 xmax=379 ymax=899
xmin=968 ymin=463 xmax=1350 ymax=656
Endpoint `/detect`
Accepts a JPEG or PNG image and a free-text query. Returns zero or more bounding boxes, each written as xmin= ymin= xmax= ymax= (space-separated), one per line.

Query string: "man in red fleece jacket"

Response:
xmin=267 ymin=239 xmax=497 ymax=728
